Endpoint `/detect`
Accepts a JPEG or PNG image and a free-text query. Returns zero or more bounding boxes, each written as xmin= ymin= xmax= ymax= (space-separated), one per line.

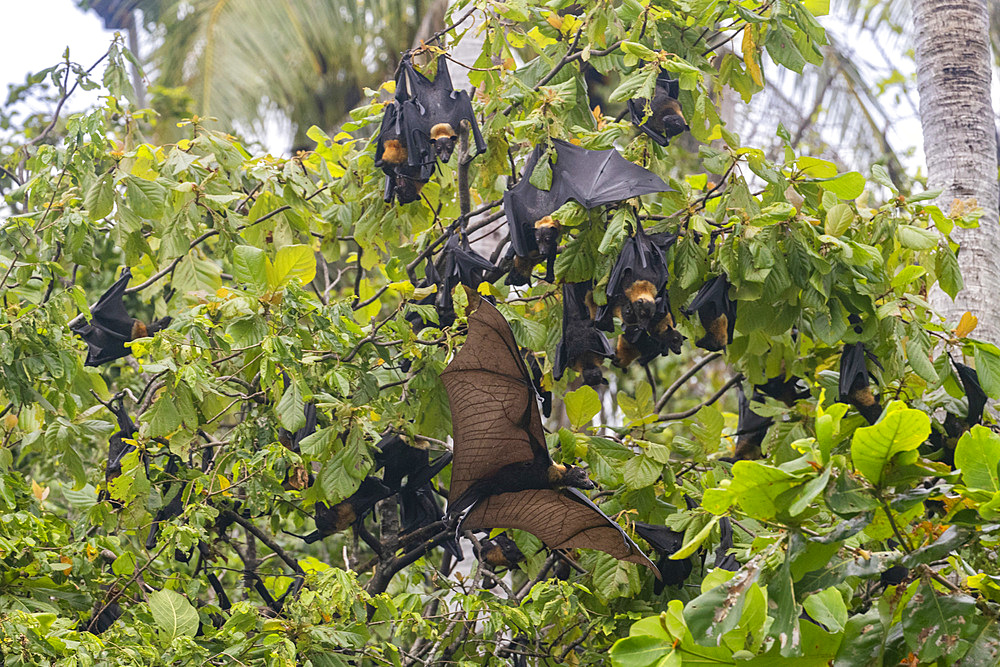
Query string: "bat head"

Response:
xmin=621 ymin=298 xmax=656 ymax=329
xmin=661 ymin=109 xmax=689 ymax=136
xmin=581 ymin=366 xmax=607 ymax=387
xmin=430 ymin=123 xmax=458 ymax=162
xmin=558 ymin=465 xmax=596 ymax=490
xmin=393 ymin=174 xmax=426 ymax=204
xmin=533 ymin=216 xmax=561 ymax=256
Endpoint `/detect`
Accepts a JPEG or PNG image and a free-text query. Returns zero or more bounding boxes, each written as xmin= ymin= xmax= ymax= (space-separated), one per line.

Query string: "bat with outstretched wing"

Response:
xmin=503 ymin=139 xmax=672 ymax=285
xmin=441 ymin=291 xmax=659 ymax=575
xmin=71 ymin=268 xmax=171 ymax=366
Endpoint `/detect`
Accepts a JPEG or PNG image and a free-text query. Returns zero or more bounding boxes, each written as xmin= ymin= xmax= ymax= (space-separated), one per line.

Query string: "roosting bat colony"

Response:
xmin=68 ymin=49 xmax=987 ymax=620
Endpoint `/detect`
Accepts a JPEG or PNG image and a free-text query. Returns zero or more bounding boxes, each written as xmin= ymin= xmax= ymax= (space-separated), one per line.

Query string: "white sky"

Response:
xmin=0 ymin=0 xmax=110 ymax=112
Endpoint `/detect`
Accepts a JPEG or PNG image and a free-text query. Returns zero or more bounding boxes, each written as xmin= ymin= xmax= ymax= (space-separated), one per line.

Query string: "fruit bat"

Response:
xmin=628 ymin=71 xmax=688 ymax=147
xmin=394 ymin=54 xmax=486 ymax=165
xmin=728 ymin=385 xmax=772 ymax=462
xmin=596 ymin=225 xmax=683 ymax=366
xmin=838 ymin=342 xmax=882 ymax=424
xmin=374 ymin=433 xmax=460 ymax=556
xmin=953 ymin=360 xmax=987 ymax=427
xmin=375 ymin=103 xmax=433 ymax=205
xmin=683 ymin=274 xmax=736 ymax=352
xmin=928 ymin=359 xmax=988 ymax=467
xmin=478 ymin=532 xmax=525 ymax=570
xmin=146 ymin=456 xmax=188 ymax=549
xmin=755 ymin=374 xmax=810 ymax=406
xmin=633 ymin=522 xmax=692 ymax=593
xmin=715 ymin=517 xmax=739 ymax=571
xmin=595 ymin=225 xmax=672 ymax=331
xmin=440 ymin=290 xmax=659 ymax=575
xmin=84 ymin=599 xmax=123 ymax=635
xmin=290 ymin=478 xmax=394 ymax=544
xmin=71 ymin=268 xmax=171 ymax=366
xmin=435 ymin=234 xmax=495 ymax=326
xmin=554 ymin=282 xmax=614 ymax=387
xmin=503 ymin=139 xmax=672 ymax=285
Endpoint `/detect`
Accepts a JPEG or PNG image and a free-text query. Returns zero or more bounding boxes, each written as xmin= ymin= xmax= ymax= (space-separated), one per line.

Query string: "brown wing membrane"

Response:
xmin=441 ymin=295 xmax=550 ymax=504
xmin=463 ymin=488 xmax=659 ymax=574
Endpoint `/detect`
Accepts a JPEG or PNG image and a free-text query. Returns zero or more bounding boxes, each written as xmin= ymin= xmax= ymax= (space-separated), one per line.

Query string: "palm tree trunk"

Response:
xmin=914 ymin=0 xmax=1000 ymax=343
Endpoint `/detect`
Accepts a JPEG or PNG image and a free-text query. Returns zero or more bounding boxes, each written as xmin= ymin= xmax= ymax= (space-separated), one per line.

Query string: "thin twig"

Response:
xmin=657 ymin=374 xmax=742 ymax=422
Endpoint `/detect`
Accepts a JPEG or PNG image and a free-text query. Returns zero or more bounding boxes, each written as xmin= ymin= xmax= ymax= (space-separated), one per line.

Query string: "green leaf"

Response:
xmin=278 ymin=381 xmax=306 ymax=432
xmin=149 ymin=589 xmax=199 ymax=641
xmin=623 ymin=454 xmax=661 ymax=491
xmin=974 ymin=344 xmax=1000 ymax=399
xmin=268 ymin=244 xmax=317 ymax=288
xmin=820 ymin=172 xmax=865 ymax=200
xmin=954 ymin=426 xmax=1000 ymax=493
xmin=870 ymin=164 xmax=896 ymax=192
xmin=765 ymin=22 xmax=806 ymax=73
xmin=565 ymin=385 xmax=601 ymax=429
xmin=897 ymin=224 xmax=938 ymax=250
xmin=85 ymin=173 xmax=114 ymax=220
xmin=824 ymin=203 xmax=853 ymax=237
xmin=901 ymin=582 xmax=980 ymax=663
xmin=233 ymin=245 xmax=269 ymax=292
xmin=112 ymin=552 xmax=136 ymax=576
xmin=124 ymin=176 xmax=166 ymax=219
xmin=609 ymin=635 xmax=675 ymax=667
xmin=851 ymin=403 xmax=930 ymax=487
xmin=803 ymin=588 xmax=848 ymax=633
xmin=728 ymin=461 xmax=801 ymax=520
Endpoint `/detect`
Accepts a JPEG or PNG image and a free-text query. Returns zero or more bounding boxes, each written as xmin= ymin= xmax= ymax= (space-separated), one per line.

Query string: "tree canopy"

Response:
xmin=0 ymin=2 xmax=998 ymax=665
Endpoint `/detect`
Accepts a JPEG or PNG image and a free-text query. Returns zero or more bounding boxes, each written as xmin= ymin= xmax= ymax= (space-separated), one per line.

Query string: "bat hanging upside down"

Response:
xmin=440 ymin=288 xmax=659 ymax=577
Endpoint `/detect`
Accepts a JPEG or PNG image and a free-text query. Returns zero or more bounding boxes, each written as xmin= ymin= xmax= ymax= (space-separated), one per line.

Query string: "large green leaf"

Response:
xmin=850 ymin=404 xmax=930 ymax=487
xmin=268 ymin=244 xmax=317 ymax=288
xmin=149 ymin=589 xmax=199 ymax=641
xmin=565 ymin=385 xmax=601 ymax=429
xmin=954 ymin=426 xmax=1000 ymax=493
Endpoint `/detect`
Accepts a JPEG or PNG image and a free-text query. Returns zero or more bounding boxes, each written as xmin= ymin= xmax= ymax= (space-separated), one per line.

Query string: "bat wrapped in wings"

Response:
xmin=503 ymin=139 xmax=672 ymax=285
xmin=683 ymin=273 xmax=736 ymax=352
xmin=839 ymin=341 xmax=882 ymax=424
xmin=441 ymin=290 xmax=659 ymax=576
xmin=394 ymin=54 xmax=486 ymax=165
xmin=71 ymin=268 xmax=171 ymax=366
xmin=595 ymin=223 xmax=683 ymax=366
xmin=628 ymin=70 xmax=688 ymax=147
xmin=553 ymin=281 xmax=614 ymax=387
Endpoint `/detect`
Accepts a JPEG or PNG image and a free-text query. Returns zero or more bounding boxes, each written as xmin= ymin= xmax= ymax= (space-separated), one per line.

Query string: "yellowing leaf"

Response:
xmin=546 ymin=13 xmax=563 ymax=30
xmin=742 ymin=29 xmax=764 ymax=87
xmin=3 ymin=413 xmax=17 ymax=430
xmin=216 ymin=475 xmax=232 ymax=496
xmin=32 ymin=480 xmax=49 ymax=502
xmin=955 ymin=312 xmax=978 ymax=338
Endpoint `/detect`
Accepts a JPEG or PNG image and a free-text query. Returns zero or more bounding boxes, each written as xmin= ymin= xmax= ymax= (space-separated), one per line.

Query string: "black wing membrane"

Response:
xmin=953 ymin=360 xmax=987 ymax=425
xmin=396 ymin=55 xmax=486 ymax=166
xmin=72 ymin=269 xmax=135 ymax=366
xmin=504 ymin=139 xmax=672 ymax=258
xmin=554 ymin=281 xmax=614 ymax=386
